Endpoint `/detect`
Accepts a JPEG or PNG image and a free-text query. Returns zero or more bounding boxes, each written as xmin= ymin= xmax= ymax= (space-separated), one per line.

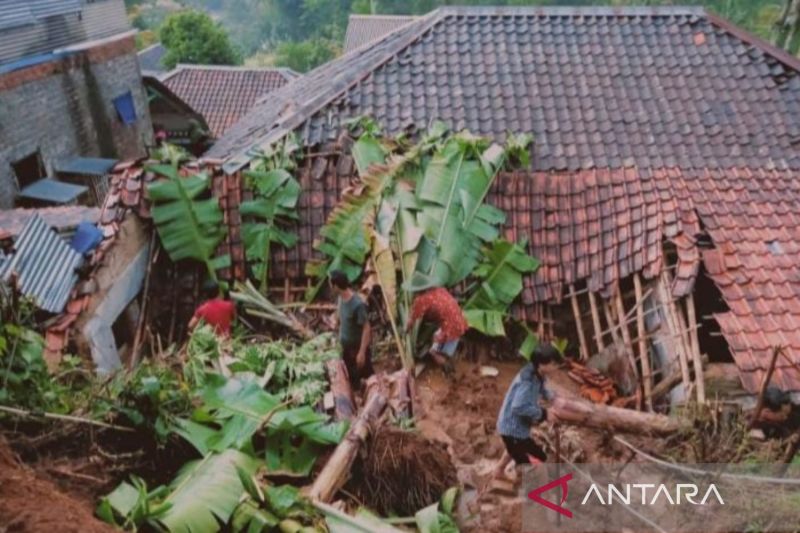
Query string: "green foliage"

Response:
xmin=160 ymin=10 xmax=242 ymax=69
xmin=241 ymin=137 xmax=302 ymax=290
xmin=147 ymin=163 xmax=229 ymax=283
xmin=228 ymin=333 xmax=339 ymax=406
xmin=273 ymin=38 xmax=340 ymax=72
xmin=415 ymin=487 xmax=460 ymax=533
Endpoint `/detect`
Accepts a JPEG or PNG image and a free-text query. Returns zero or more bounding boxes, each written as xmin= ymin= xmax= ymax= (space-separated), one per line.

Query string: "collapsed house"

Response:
xmin=198 ymin=6 xmax=800 ymax=404
xmin=16 ymin=6 xmax=800 ymax=406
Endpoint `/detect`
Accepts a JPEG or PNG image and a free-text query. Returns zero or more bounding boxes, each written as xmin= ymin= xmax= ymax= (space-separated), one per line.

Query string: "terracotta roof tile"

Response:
xmin=161 ymin=65 xmax=298 ymax=138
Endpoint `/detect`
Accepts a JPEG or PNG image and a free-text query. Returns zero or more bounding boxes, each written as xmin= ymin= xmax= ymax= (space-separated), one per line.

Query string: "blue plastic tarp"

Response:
xmin=69 ymin=222 xmax=103 ymax=255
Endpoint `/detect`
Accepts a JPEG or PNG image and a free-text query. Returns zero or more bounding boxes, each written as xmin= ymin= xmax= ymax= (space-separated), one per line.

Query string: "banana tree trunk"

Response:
xmin=308 ymin=390 xmax=387 ymax=503
xmin=326 ymin=359 xmax=355 ymax=420
xmin=548 ymin=396 xmax=689 ymax=436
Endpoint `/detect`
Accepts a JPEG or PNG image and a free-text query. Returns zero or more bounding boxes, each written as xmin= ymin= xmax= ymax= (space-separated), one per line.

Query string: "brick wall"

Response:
xmin=0 ymin=36 xmax=153 ymax=208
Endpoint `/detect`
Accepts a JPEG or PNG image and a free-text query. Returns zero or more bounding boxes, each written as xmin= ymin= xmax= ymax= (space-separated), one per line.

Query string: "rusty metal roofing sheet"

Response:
xmin=0 ymin=213 xmax=83 ymax=313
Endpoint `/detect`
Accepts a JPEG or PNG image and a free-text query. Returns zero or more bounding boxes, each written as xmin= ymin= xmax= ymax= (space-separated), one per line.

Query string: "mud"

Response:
xmin=0 ymin=437 xmax=115 ymax=533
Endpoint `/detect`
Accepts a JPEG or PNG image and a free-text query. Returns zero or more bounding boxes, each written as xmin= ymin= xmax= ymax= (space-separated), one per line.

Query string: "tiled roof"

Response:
xmin=161 ymin=65 xmax=299 ymax=138
xmin=210 ymin=6 xmax=800 ymax=173
xmin=343 ymin=14 xmax=417 ymax=52
xmin=137 ymin=43 xmax=166 ymax=74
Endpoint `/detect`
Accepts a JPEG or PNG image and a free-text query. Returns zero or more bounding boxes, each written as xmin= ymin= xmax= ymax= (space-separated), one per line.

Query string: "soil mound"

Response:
xmin=349 ymin=426 xmax=457 ymax=515
xmin=0 ymin=437 xmax=114 ymax=533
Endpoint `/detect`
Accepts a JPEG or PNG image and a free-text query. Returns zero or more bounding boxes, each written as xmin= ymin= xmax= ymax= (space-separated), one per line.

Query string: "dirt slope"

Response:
xmin=0 ymin=437 xmax=114 ymax=533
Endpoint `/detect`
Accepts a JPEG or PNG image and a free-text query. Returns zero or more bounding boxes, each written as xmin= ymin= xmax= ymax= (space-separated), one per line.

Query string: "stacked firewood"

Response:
xmin=564 ymin=359 xmax=618 ymax=405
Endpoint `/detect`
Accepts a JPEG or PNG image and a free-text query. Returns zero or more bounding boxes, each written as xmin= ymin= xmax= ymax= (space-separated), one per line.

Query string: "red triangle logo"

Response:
xmin=527 ymin=472 xmax=573 ymax=518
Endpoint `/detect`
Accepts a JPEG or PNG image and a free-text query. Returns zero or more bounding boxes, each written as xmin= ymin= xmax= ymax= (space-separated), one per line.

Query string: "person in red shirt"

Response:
xmin=189 ymin=295 xmax=236 ymax=337
xmin=405 ymin=287 xmax=468 ymax=373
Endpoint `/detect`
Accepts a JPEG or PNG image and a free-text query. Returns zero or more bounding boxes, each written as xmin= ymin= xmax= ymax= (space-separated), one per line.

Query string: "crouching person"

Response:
xmin=493 ymin=344 xmax=558 ymax=480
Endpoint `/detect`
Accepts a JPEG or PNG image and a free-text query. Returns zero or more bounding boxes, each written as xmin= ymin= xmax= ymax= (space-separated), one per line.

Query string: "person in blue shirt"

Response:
xmin=492 ymin=344 xmax=557 ymax=479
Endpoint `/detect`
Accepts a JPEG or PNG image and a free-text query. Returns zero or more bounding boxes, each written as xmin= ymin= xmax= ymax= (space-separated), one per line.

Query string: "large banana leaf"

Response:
xmin=157 ymin=449 xmax=261 ymax=533
xmin=147 ymin=164 xmax=228 ymax=282
xmin=465 ymin=239 xmax=540 ymax=312
xmin=240 ymin=168 xmax=300 ymax=290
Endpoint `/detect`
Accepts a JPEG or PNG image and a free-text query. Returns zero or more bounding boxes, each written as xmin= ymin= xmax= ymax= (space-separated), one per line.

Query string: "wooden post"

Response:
xmin=308 ymin=391 xmax=387 ymax=502
xmin=634 ymin=273 xmax=653 ymax=410
xmin=326 ymin=359 xmax=355 ymax=420
xmin=686 ymin=293 xmax=706 ymax=404
xmin=570 ymin=285 xmax=590 ymax=361
xmin=588 ymin=291 xmax=605 ymax=353
xmin=748 ymin=346 xmax=783 ymax=430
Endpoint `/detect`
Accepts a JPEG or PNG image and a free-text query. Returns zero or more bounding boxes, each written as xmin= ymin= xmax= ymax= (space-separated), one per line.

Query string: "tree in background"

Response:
xmin=775 ymin=0 xmax=800 ymax=54
xmin=273 ymin=39 xmax=340 ymax=73
xmin=160 ymin=10 xmax=242 ymax=69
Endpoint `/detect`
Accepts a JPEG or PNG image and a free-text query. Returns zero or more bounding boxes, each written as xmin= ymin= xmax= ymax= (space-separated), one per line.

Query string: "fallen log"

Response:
xmin=326 ymin=359 xmax=355 ymax=420
xmin=548 ymin=396 xmax=689 ymax=436
xmin=308 ymin=390 xmax=387 ymax=502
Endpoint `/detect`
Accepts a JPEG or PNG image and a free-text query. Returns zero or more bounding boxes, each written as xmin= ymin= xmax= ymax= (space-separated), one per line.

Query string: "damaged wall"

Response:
xmin=75 ymin=214 xmax=149 ymax=373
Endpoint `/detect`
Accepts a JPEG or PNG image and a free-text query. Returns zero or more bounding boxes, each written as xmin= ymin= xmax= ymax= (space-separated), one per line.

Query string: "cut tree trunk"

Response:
xmin=308 ymin=390 xmax=387 ymax=503
xmin=326 ymin=359 xmax=355 ymax=420
xmin=548 ymin=396 xmax=689 ymax=435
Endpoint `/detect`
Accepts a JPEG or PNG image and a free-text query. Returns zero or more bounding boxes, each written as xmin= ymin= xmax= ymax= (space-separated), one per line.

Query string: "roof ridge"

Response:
xmin=172 ymin=63 xmax=293 ymax=73
xmin=348 ymin=14 xmax=418 ymax=20
xmin=436 ymin=5 xmax=707 ymax=16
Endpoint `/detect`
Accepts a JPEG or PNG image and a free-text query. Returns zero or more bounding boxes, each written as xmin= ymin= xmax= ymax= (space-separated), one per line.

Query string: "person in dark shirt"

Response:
xmin=492 ymin=344 xmax=558 ymax=479
xmin=330 ymin=270 xmax=373 ymax=387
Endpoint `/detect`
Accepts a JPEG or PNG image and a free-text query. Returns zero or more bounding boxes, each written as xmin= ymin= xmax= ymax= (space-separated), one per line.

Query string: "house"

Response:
xmin=343 ymin=14 xmax=417 ymax=52
xmin=137 ymin=43 xmax=167 ymax=76
xmin=0 ymin=0 xmax=153 ymax=209
xmin=160 ymin=65 xmax=299 ymax=139
xmin=143 ymin=75 xmax=210 ymax=155
xmin=204 ymin=6 xmax=800 ymax=399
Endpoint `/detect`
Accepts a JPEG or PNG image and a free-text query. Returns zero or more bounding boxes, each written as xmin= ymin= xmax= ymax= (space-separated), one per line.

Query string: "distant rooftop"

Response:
xmin=343 ymin=14 xmax=418 ymax=52
xmin=0 ymin=0 xmax=130 ymax=68
xmin=138 ymin=43 xmax=167 ymax=75
xmin=160 ymin=64 xmax=299 ymax=137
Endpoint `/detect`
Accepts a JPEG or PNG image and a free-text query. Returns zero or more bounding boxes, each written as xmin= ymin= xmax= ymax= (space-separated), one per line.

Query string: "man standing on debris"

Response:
xmin=405 ymin=287 xmax=468 ymax=374
xmin=492 ymin=344 xmax=557 ymax=479
xmin=330 ymin=270 xmax=373 ymax=387
xmin=188 ymin=288 xmax=236 ymax=338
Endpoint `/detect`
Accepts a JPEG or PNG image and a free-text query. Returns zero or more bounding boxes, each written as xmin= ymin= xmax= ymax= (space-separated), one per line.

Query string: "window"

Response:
xmin=11 ymin=151 xmax=45 ymax=189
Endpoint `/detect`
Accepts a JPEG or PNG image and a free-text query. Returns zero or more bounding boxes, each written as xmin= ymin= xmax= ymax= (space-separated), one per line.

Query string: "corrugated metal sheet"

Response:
xmin=0 ymin=0 xmax=129 ymax=66
xmin=0 ymin=214 xmax=83 ymax=313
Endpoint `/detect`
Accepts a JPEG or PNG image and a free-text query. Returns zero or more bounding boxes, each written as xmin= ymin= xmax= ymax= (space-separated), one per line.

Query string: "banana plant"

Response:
xmin=241 ymin=136 xmax=302 ymax=292
xmin=462 ymin=238 xmax=540 ymax=358
xmin=147 ymin=164 xmax=228 ymax=283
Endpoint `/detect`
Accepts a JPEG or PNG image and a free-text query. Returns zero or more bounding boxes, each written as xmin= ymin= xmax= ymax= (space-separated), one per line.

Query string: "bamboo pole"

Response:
xmin=615 ymin=289 xmax=642 ymax=409
xmin=588 ymin=291 xmax=604 ymax=353
xmin=603 ymin=300 xmax=622 ymax=345
xmin=570 ymin=284 xmax=590 ymax=361
xmin=686 ymin=293 xmax=706 ymax=404
xmin=656 ymin=273 xmax=691 ymax=389
xmin=634 ymin=273 xmax=654 ymax=410
xmin=308 ymin=391 xmax=387 ymax=502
